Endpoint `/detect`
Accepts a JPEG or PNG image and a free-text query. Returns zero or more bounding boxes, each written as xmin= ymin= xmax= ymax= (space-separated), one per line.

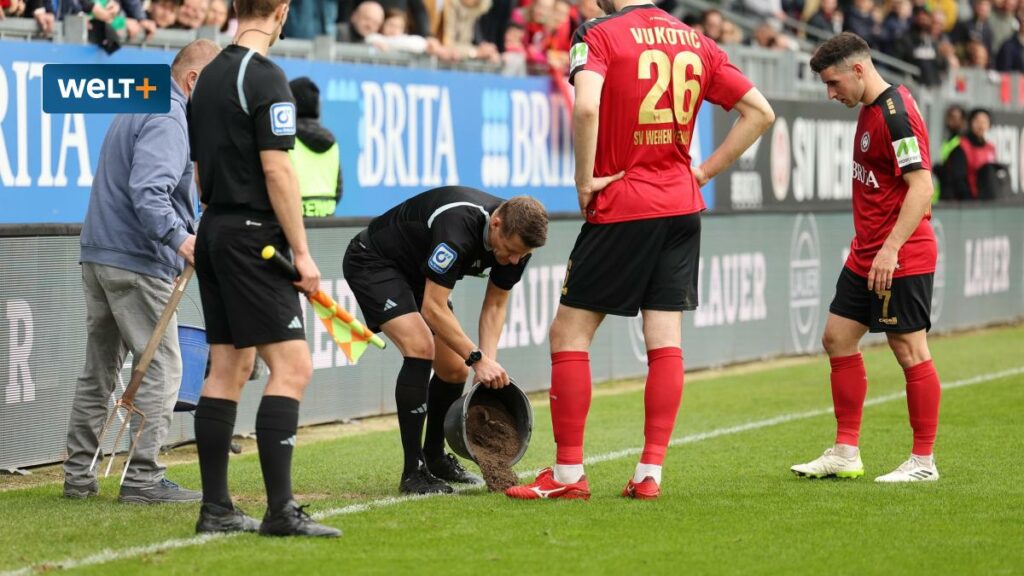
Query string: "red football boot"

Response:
xmin=505 ymin=468 xmax=591 ymax=500
xmin=622 ymin=476 xmax=660 ymax=500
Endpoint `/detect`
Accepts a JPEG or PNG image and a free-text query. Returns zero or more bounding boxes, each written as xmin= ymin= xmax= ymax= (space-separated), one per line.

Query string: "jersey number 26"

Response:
xmin=638 ymin=50 xmax=702 ymax=127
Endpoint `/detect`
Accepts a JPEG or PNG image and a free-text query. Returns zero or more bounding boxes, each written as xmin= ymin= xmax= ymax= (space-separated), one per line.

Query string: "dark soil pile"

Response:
xmin=465 ymin=394 xmax=521 ymax=492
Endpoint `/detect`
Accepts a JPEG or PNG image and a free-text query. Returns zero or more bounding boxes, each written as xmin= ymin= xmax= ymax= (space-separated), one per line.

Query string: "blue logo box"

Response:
xmin=43 ymin=64 xmax=170 ymax=114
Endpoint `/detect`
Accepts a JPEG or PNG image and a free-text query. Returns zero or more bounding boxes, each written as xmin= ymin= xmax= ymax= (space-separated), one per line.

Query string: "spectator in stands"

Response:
xmin=943 ymin=108 xmax=998 ymax=200
xmin=933 ymin=0 xmax=958 ymax=32
xmin=994 ymin=5 xmax=1024 ymax=69
xmin=953 ymin=0 xmax=995 ymax=54
xmin=843 ymin=0 xmax=882 ymax=47
xmin=513 ymin=0 xmax=555 ymax=67
xmin=1 ymin=0 xmax=26 ymax=20
xmin=22 ymin=0 xmax=57 ymax=35
xmin=700 ymin=9 xmax=725 ymax=42
xmin=501 ymin=20 xmax=527 ymax=72
xmin=964 ymin=36 xmax=991 ymax=66
xmin=880 ymin=0 xmax=913 ymax=55
xmin=338 ymin=0 xmax=384 ymax=42
xmin=578 ymin=0 xmax=602 ymax=20
xmin=721 ymin=19 xmax=746 ymax=43
xmin=288 ymin=77 xmax=343 ymax=217
xmin=174 ymin=0 xmax=207 ymax=29
xmin=204 ymin=0 xmax=230 ymax=31
xmin=62 ymin=39 xmax=221 ymax=505
xmin=935 ymin=104 xmax=965 ymax=200
xmin=366 ymin=7 xmax=441 ymax=54
xmin=743 ymin=0 xmax=787 ymax=22
xmin=148 ymin=0 xmax=179 ymax=28
xmin=750 ymin=20 xmax=796 ymax=49
xmin=478 ymin=0 xmax=512 ymax=51
xmin=284 ymin=0 xmax=337 ymax=38
xmin=54 ymin=0 xmax=156 ymax=43
xmin=807 ymin=0 xmax=844 ymax=36
xmin=989 ymin=0 xmax=1018 ymax=49
xmin=895 ymin=7 xmax=949 ymax=84
xmin=443 ymin=0 xmax=501 ymax=61
xmin=543 ymin=0 xmax=573 ymax=71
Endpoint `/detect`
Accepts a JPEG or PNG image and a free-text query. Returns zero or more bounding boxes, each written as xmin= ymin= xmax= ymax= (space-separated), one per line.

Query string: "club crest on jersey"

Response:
xmin=892 ymin=136 xmax=921 ymax=168
xmin=860 ymin=132 xmax=870 ymax=152
xmin=569 ymin=43 xmax=589 ymax=70
xmin=428 ymin=243 xmax=458 ymax=274
xmin=270 ymin=102 xmax=296 ymax=136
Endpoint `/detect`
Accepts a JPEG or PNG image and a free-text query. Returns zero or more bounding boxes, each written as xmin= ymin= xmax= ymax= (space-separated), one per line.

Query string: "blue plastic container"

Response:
xmin=175 ymin=325 xmax=208 ymax=412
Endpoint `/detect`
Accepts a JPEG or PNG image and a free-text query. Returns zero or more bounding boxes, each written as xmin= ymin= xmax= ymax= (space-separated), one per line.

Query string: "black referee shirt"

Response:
xmin=364 ymin=186 xmax=531 ymax=290
xmin=188 ymin=44 xmax=296 ymax=212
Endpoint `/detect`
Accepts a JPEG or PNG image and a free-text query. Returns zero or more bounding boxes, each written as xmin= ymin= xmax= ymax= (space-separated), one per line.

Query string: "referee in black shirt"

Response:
xmin=344 ymin=187 xmax=548 ymax=494
xmin=188 ymin=0 xmax=339 ymax=538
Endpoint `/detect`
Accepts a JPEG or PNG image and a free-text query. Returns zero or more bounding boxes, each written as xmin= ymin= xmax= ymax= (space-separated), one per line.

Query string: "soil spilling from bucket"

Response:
xmin=465 ymin=394 xmax=521 ymax=492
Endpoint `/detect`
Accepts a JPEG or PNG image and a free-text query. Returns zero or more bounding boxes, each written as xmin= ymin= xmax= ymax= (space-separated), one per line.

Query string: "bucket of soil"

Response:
xmin=444 ymin=381 xmax=532 ymax=492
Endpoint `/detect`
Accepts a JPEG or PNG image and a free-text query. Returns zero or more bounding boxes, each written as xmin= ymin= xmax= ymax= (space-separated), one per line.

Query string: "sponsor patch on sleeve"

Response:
xmin=569 ymin=43 xmax=589 ymax=70
xmin=428 ymin=242 xmax=458 ymax=274
xmin=269 ymin=102 xmax=296 ymax=136
xmin=892 ymin=136 xmax=921 ymax=168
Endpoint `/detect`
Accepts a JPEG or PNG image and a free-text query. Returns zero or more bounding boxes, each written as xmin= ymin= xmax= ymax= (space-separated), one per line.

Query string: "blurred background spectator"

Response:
xmin=148 ymin=0 xmax=179 ymax=28
xmin=173 ymin=0 xmax=207 ymax=29
xmin=807 ymin=0 xmax=844 ymax=36
xmin=994 ymin=5 xmax=1024 ymax=69
xmin=935 ymin=104 xmax=965 ymax=200
xmin=338 ymin=0 xmax=384 ymax=42
xmin=942 ymin=108 xmax=999 ymax=200
xmin=701 ymin=8 xmax=725 ymax=42
xmin=285 ymin=0 xmax=337 ymax=38
xmin=844 ymin=0 xmax=883 ymax=47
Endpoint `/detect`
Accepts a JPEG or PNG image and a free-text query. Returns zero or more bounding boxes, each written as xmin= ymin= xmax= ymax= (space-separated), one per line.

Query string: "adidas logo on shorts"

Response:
xmin=411 ymin=403 xmax=427 ymax=414
xmin=287 ymin=316 xmax=302 ymax=329
xmin=384 ymin=299 xmax=397 ymax=311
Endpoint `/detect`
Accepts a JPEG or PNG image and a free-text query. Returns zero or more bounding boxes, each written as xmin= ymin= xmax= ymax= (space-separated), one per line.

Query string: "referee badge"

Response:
xmin=428 ymin=243 xmax=458 ymax=274
xmin=269 ymin=102 xmax=296 ymax=136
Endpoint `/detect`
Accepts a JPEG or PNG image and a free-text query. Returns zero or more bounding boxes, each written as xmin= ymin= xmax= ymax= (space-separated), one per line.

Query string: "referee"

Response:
xmin=343 ymin=187 xmax=548 ymax=494
xmin=188 ymin=0 xmax=340 ymax=537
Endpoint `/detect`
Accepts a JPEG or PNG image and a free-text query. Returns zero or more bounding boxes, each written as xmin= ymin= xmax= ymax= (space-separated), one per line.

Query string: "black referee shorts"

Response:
xmin=829 ymin=266 xmax=933 ymax=333
xmin=195 ymin=209 xmax=306 ymax=348
xmin=560 ymin=213 xmax=701 ymax=317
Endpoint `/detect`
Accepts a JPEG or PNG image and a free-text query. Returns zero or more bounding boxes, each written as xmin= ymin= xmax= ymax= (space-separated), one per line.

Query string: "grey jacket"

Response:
xmin=80 ymin=80 xmax=195 ymax=282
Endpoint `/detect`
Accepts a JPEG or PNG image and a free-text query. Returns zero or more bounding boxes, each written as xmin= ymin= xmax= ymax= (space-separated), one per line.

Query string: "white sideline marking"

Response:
xmin=5 ymin=366 xmax=1021 ymax=576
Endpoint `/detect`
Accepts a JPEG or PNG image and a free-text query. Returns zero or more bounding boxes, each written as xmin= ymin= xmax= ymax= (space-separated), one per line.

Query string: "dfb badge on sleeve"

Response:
xmin=428 ymin=243 xmax=458 ymax=274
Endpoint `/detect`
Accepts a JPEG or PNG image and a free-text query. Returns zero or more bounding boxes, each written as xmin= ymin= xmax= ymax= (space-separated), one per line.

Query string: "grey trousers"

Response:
xmin=63 ymin=263 xmax=182 ymax=488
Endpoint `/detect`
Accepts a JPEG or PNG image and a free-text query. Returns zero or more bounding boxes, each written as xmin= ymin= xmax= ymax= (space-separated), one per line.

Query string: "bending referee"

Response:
xmin=188 ymin=0 xmax=339 ymax=537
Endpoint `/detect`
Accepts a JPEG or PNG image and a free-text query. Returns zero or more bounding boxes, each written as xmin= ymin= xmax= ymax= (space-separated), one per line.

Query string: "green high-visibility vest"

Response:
xmin=934 ymin=134 xmax=960 ymax=203
xmin=290 ymin=138 xmax=340 ymax=217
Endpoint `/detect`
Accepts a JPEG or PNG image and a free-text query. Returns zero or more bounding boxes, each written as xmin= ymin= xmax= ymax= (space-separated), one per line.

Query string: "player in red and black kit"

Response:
xmin=792 ymin=33 xmax=943 ymax=483
xmin=506 ymin=0 xmax=774 ymax=501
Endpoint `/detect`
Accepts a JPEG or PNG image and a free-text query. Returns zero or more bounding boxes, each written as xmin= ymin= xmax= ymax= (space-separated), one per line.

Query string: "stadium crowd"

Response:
xmin=2 ymin=0 xmax=1022 ymax=79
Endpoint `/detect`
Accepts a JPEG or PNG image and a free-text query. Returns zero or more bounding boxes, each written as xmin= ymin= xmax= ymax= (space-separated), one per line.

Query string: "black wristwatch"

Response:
xmin=465 ymin=349 xmax=483 ymax=367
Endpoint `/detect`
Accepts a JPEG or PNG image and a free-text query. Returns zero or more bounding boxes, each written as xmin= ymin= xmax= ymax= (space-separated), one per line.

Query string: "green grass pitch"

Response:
xmin=1 ymin=325 xmax=1022 ymax=575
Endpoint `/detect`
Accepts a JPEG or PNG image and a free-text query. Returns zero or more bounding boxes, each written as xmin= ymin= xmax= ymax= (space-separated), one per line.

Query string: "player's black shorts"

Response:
xmin=195 ymin=208 xmax=306 ymax=348
xmin=560 ymin=213 xmax=701 ymax=317
xmin=829 ymin=266 xmax=933 ymax=333
xmin=343 ymin=231 xmax=452 ymax=333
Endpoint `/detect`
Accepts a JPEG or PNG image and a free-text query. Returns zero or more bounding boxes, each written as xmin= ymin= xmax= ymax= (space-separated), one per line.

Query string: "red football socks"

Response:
xmin=550 ymin=351 xmax=592 ymax=465
xmin=905 ymin=359 xmax=941 ymax=456
xmin=641 ymin=347 xmax=684 ymax=465
xmin=830 ymin=353 xmax=868 ymax=446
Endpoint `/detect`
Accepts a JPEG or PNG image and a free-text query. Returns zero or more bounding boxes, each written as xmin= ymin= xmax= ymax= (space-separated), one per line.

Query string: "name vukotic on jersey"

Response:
xmin=629 ymin=27 xmax=702 ymax=48
xmin=42 ymin=64 xmax=170 ymax=114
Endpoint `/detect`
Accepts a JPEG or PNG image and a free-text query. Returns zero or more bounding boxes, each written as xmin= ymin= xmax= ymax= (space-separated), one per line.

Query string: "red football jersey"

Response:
xmin=568 ymin=5 xmax=753 ymax=224
xmin=847 ymin=84 xmax=936 ymax=278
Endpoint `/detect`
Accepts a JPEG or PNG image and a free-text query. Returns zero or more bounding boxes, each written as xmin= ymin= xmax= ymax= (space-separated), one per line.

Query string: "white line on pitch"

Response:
xmin=4 ymin=365 xmax=1021 ymax=576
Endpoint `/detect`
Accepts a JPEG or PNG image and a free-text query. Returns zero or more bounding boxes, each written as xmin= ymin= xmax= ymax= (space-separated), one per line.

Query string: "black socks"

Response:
xmin=423 ymin=374 xmax=465 ymax=462
xmin=395 ymin=357 xmax=433 ymax=476
xmin=194 ymin=396 xmax=237 ymax=509
xmin=255 ymin=395 xmax=300 ymax=512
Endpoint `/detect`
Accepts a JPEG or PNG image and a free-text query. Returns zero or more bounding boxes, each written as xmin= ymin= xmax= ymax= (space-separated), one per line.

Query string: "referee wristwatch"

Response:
xmin=465 ymin=349 xmax=483 ymax=367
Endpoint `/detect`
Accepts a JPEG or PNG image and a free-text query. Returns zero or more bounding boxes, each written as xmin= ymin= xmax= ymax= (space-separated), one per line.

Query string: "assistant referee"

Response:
xmin=188 ymin=0 xmax=339 ymax=538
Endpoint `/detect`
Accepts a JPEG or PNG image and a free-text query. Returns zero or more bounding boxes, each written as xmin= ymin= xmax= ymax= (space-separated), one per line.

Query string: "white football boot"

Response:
xmin=791 ymin=446 xmax=865 ymax=479
xmin=875 ymin=455 xmax=939 ymax=483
